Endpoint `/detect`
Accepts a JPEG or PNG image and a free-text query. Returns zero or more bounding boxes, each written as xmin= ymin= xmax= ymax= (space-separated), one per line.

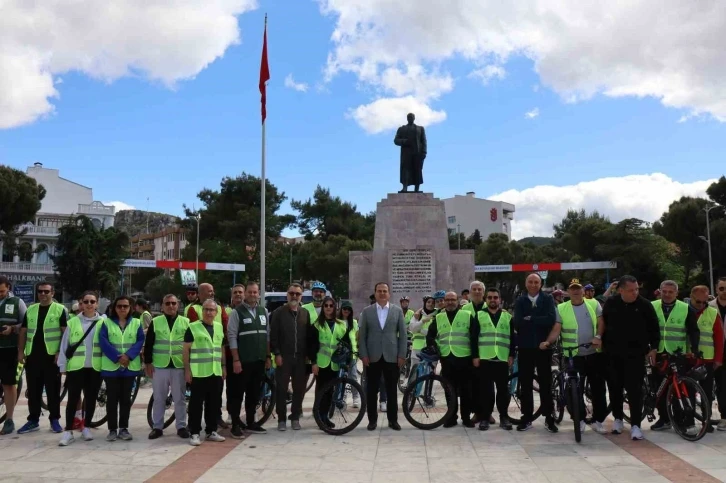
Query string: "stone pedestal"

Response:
xmin=349 ymin=193 xmax=474 ymax=313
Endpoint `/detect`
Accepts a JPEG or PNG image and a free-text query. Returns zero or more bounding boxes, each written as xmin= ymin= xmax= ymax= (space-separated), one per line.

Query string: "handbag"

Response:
xmin=65 ymin=320 xmax=98 ymax=360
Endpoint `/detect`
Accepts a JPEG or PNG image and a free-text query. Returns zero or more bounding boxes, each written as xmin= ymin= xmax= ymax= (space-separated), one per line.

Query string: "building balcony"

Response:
xmin=139 ymin=244 xmax=154 ymax=252
xmin=77 ymin=201 xmax=115 ymax=217
xmin=0 ymin=262 xmax=54 ymax=274
xmin=20 ymin=224 xmax=60 ymax=237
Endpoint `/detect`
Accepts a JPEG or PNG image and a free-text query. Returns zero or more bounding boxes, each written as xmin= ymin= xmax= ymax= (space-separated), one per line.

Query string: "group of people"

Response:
xmin=2 ymin=272 xmax=726 ymax=445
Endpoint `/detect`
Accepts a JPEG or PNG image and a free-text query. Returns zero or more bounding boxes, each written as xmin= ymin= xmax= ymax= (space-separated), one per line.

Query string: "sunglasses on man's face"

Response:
xmin=486 ymin=296 xmax=499 ymax=301
xmin=37 ymin=290 xmax=51 ymax=295
xmin=164 ymin=301 xmax=178 ymax=306
xmin=288 ymin=291 xmax=302 ymax=297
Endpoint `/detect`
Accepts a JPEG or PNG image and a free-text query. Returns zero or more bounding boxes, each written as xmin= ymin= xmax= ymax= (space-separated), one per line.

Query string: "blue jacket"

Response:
xmin=512 ymin=291 xmax=557 ymax=349
xmin=99 ymin=317 xmax=145 ymax=377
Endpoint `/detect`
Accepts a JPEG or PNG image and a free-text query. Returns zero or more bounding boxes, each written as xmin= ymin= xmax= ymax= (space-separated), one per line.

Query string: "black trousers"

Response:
xmin=365 ymin=359 xmax=398 ymax=423
xmin=275 ymin=355 xmax=307 ymax=422
xmin=518 ymin=348 xmax=553 ymax=422
xmin=224 ymin=358 xmax=234 ymax=420
xmin=25 ymin=353 xmax=61 ymax=422
xmin=189 ymin=375 xmax=222 ymax=435
xmin=574 ymin=353 xmax=608 ymax=424
xmin=314 ymin=366 xmax=338 ymax=423
xmin=700 ymin=363 xmax=725 ymax=420
xmin=64 ymin=368 xmax=101 ymax=430
xmin=441 ymin=356 xmax=474 ymax=423
xmin=104 ymin=376 xmax=135 ymax=431
xmin=228 ymin=360 xmax=265 ymax=426
xmin=476 ymin=360 xmax=510 ymax=420
xmin=609 ymin=354 xmax=645 ymax=427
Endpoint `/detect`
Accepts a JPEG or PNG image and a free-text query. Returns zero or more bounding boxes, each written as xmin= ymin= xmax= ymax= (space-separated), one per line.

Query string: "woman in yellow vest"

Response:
xmin=409 ymin=296 xmax=438 ymax=363
xmin=97 ymin=295 xmax=145 ymax=442
xmin=338 ymin=301 xmax=360 ymax=408
xmin=307 ymin=297 xmax=356 ymax=429
xmin=56 ymin=290 xmax=104 ymax=446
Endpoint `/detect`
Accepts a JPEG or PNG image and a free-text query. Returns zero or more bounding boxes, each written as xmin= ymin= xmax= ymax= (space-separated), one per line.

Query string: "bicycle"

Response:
xmin=313 ymin=345 xmax=366 ymax=435
xmin=0 ymin=362 xmax=25 ymax=424
xmin=402 ymin=348 xmax=456 ymax=430
xmin=631 ymin=350 xmax=710 ymax=441
xmin=550 ymin=343 xmax=593 ymax=442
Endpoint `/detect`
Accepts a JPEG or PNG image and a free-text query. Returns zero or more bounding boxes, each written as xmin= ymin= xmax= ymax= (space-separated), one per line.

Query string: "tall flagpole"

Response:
xmin=259 ymin=14 xmax=270 ymax=305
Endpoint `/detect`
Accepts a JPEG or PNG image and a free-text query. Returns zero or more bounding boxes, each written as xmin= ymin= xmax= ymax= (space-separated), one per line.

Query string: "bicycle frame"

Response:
xmin=643 ymin=354 xmax=702 ymax=424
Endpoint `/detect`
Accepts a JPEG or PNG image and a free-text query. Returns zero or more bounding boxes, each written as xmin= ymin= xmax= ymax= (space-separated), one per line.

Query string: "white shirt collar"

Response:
xmin=376 ymin=302 xmax=389 ymax=310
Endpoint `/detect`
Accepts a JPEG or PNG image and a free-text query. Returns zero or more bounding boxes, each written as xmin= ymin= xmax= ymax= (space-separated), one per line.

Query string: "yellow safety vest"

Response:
xmin=189 ymin=321 xmax=224 ymax=377
xmin=557 ymin=299 xmax=600 ymax=356
xmin=302 ymin=303 xmax=319 ymax=324
xmin=151 ymin=315 xmax=190 ymax=369
xmin=94 ymin=318 xmax=142 ymax=372
xmin=435 ymin=310 xmax=472 ymax=357
xmin=652 ymin=300 xmax=689 ymax=354
xmin=477 ymin=311 xmax=512 ymax=361
xmin=24 ymin=302 xmax=65 ymax=356
xmin=314 ymin=319 xmax=354 ymax=371
xmin=66 ymin=316 xmax=103 ymax=372
xmin=696 ymin=307 xmax=718 ymax=360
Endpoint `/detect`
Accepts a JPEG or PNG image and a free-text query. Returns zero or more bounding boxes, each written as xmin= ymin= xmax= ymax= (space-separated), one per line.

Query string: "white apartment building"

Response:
xmin=443 ymin=192 xmax=516 ymax=241
xmin=0 ymin=163 xmax=116 ymax=303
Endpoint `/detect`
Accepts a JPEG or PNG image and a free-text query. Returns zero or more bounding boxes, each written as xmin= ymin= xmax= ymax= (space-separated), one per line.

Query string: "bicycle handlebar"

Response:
xmin=561 ymin=343 xmax=593 ymax=356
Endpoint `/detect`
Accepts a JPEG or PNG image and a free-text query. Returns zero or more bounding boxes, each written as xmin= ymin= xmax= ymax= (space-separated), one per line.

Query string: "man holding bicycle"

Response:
xmin=650 ymin=280 xmax=700 ymax=432
xmin=541 ymin=279 xmax=607 ymax=435
xmin=602 ymin=275 xmax=660 ymax=440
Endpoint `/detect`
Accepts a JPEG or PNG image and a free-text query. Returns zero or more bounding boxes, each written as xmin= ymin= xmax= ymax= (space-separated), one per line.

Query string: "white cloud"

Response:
xmin=0 ymin=1 xmax=257 ymax=129
xmin=469 ymin=65 xmax=506 ymax=85
xmin=319 ymin=1 xmax=726 ymax=128
xmin=525 ymin=107 xmax=539 ymax=119
xmin=104 ymin=201 xmax=136 ymax=212
xmin=284 ymin=74 xmax=309 ymax=92
xmin=489 ymin=173 xmax=716 ymax=239
xmin=346 ymin=96 xmax=446 ymax=134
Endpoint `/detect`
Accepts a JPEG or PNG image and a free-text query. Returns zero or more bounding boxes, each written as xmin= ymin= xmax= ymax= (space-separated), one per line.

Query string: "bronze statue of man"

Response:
xmin=394 ymin=113 xmax=427 ymax=193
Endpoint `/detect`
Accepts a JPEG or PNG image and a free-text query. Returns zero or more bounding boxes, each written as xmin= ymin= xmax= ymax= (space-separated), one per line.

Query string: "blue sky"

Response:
xmin=1 ymin=1 xmax=723 ymax=238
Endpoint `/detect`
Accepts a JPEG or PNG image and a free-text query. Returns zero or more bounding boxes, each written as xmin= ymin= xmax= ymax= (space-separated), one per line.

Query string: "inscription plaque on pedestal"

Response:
xmin=390 ymin=248 xmax=434 ymax=293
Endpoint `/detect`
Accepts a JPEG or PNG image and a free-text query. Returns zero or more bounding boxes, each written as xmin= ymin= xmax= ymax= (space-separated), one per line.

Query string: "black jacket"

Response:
xmin=269 ymin=304 xmax=310 ymax=359
xmin=512 ymin=291 xmax=557 ymax=349
xmin=602 ymin=295 xmax=660 ymax=357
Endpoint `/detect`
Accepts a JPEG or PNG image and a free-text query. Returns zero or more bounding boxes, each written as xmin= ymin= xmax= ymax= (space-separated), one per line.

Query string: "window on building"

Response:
xmin=18 ymin=242 xmax=33 ymax=262
xmin=448 ymin=216 xmax=456 ymax=224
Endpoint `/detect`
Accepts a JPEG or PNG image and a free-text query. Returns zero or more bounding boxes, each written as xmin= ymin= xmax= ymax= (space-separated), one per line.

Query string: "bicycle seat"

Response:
xmin=331 ymin=343 xmax=352 ymax=365
xmin=419 ymin=346 xmax=440 ymax=363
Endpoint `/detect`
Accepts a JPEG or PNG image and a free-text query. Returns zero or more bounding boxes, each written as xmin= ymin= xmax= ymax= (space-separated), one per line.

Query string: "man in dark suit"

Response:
xmin=358 ymin=282 xmax=407 ymax=430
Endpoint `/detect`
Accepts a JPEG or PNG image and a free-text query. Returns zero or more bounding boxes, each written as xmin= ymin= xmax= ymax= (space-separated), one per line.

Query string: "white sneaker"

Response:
xmin=612 ymin=419 xmax=624 ymax=434
xmin=190 ymin=434 xmax=201 ymax=446
xmin=631 ymin=426 xmax=644 ymax=440
xmin=685 ymin=425 xmax=699 ymax=436
xmin=58 ymin=431 xmax=75 ymax=446
xmin=718 ymin=419 xmax=726 ymax=431
xmin=591 ymin=421 xmax=608 ymax=434
xmin=81 ymin=427 xmax=93 ymax=441
xmin=206 ymin=431 xmax=226 ymax=442
xmin=579 ymin=420 xmax=586 ymax=434
xmin=380 ymin=401 xmax=387 ymax=412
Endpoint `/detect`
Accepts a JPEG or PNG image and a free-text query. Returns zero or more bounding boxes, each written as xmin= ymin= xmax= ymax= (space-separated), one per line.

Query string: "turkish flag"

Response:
xmin=259 ymin=18 xmax=270 ymax=124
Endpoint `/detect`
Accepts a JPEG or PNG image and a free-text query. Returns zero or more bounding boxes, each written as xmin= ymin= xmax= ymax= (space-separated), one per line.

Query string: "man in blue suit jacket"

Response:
xmin=512 ymin=273 xmax=557 ymax=432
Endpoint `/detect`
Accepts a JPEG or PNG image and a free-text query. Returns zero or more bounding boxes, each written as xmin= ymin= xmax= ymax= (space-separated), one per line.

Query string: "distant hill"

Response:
xmin=518 ymin=236 xmax=555 ymax=247
xmin=115 ymin=210 xmax=180 ymax=236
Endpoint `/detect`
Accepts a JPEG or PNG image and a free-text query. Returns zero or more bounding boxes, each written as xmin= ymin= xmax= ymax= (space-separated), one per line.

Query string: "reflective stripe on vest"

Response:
xmin=315 ymin=319 xmax=349 ymax=370
xmin=653 ymin=300 xmax=689 ymax=354
xmin=557 ymin=299 xmax=600 ymax=357
xmin=477 ymin=311 xmax=512 ymax=361
xmin=189 ymin=321 xmax=224 ymax=377
xmin=151 ymin=315 xmax=190 ymax=369
xmin=25 ymin=302 xmax=65 ymax=356
xmin=435 ymin=310 xmax=472 ymax=357
xmin=696 ymin=307 xmax=718 ymax=359
xmin=67 ymin=317 xmax=103 ymax=372
xmin=96 ymin=318 xmax=142 ymax=372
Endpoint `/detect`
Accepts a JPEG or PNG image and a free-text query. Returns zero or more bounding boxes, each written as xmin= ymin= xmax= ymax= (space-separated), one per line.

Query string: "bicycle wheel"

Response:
xmin=569 ymin=382 xmax=581 ymax=443
xmin=130 ymin=375 xmax=141 ymax=404
xmin=667 ymin=376 xmax=710 ymax=442
xmin=241 ymin=373 xmax=276 ymax=426
xmin=506 ymin=372 xmax=541 ymax=424
xmin=147 ymin=392 xmax=176 ymax=429
xmin=313 ymin=376 xmax=366 ymax=435
xmin=398 ymin=358 xmax=411 ymax=393
xmin=306 ymin=373 xmax=316 ymax=393
xmin=402 ymin=373 xmax=456 ymax=430
xmin=552 ymin=371 xmax=564 ymax=423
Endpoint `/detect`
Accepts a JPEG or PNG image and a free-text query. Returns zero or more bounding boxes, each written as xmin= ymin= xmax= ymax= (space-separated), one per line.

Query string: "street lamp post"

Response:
xmin=700 ymin=205 xmax=717 ymax=296
xmin=195 ymin=212 xmax=201 ymax=282
xmin=457 ymin=223 xmax=461 ymax=250
xmin=289 ymin=244 xmax=293 ymax=285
